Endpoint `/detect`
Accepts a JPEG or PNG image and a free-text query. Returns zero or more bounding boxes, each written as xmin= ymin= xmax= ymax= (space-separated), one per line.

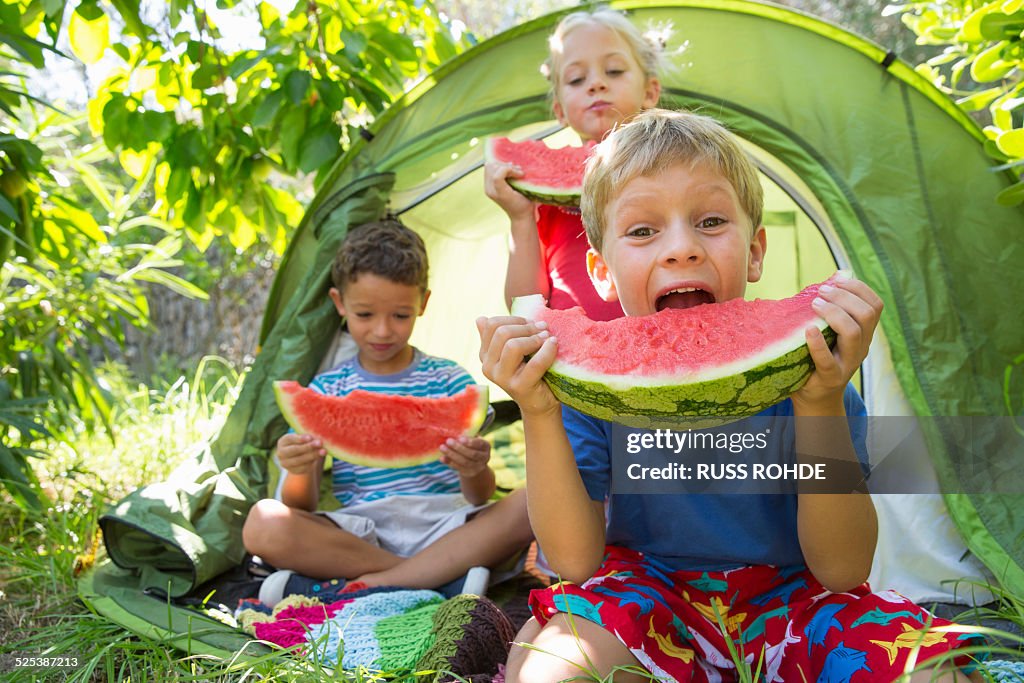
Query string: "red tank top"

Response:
xmin=536 ymin=204 xmax=623 ymax=321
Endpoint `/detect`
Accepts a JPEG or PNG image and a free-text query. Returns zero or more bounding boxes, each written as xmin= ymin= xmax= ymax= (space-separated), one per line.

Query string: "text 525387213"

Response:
xmin=1 ymin=654 xmax=84 ymax=674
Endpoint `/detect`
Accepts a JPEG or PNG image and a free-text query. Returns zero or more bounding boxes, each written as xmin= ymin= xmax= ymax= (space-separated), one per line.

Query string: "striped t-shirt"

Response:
xmin=309 ymin=348 xmax=473 ymax=507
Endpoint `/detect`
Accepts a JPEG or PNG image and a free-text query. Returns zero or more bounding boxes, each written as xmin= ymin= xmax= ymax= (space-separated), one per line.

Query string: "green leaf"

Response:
xmin=252 ymin=89 xmax=284 ymax=128
xmin=183 ymin=184 xmax=205 ymax=228
xmin=133 ymin=269 xmax=209 ymax=299
xmin=108 ymin=0 xmax=147 ymax=37
xmin=68 ymin=158 xmax=115 ymax=213
xmin=957 ymin=87 xmax=1003 ymax=112
xmin=69 ymin=5 xmax=111 ymax=64
xmin=140 ymin=110 xmax=175 ymax=143
xmin=970 ymin=41 xmax=1014 ymax=82
xmin=0 ymin=193 xmax=17 ymax=222
xmin=279 ymin=107 xmax=307 ymax=170
xmin=228 ymin=52 xmax=264 ymax=79
xmin=0 ymin=407 xmax=50 ymax=438
xmin=993 ymin=102 xmax=1013 ymax=131
xmin=0 ymin=444 xmax=42 ymax=510
xmin=101 ymin=95 xmax=130 ymax=149
xmin=111 ymin=43 xmax=130 ymax=61
xmin=119 ymin=215 xmax=176 ymax=233
xmin=980 ymin=11 xmax=1024 ymax=40
xmin=169 ymin=0 xmax=188 ymax=29
xmin=0 ymin=26 xmax=49 ymax=67
xmin=191 ymin=62 xmax=221 ymax=90
xmin=227 ymin=208 xmax=256 ymax=251
xmin=51 ymin=196 xmax=106 ymax=243
xmin=958 ymin=4 xmax=999 ymax=42
xmin=925 ymin=26 xmax=958 ymax=41
xmin=41 ymin=217 xmax=69 ymax=259
xmin=339 ymin=29 xmax=368 ymax=63
xmin=371 ymin=27 xmax=417 ymax=64
xmin=75 ymin=0 xmax=104 ymax=20
xmin=259 ymin=1 xmax=280 ymax=28
xmin=995 ymin=179 xmax=1024 ymax=206
xmin=995 ymin=128 xmax=1024 ymax=156
xmin=298 ymin=121 xmax=341 ymax=173
xmin=169 ymin=128 xmax=207 ymax=167
xmin=284 ymin=69 xmax=312 ymax=104
xmin=315 ymin=79 xmax=345 ymax=112
xmin=166 ymin=165 xmax=191 ymax=204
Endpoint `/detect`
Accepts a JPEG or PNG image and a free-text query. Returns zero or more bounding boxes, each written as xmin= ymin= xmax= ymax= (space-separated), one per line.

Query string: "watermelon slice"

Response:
xmin=511 ymin=275 xmax=843 ymax=428
xmin=484 ymin=137 xmax=594 ymax=207
xmin=273 ymin=382 xmax=490 ymax=468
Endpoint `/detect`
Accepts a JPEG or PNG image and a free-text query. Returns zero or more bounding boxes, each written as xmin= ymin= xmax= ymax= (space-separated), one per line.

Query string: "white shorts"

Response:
xmin=318 ymin=493 xmax=489 ymax=558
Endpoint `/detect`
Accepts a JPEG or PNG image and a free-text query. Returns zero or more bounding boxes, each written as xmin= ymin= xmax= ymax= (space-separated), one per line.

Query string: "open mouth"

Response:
xmin=656 ymin=287 xmax=715 ymax=311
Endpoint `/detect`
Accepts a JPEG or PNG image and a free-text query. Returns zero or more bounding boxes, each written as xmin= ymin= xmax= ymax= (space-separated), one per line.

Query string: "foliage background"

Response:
xmin=1 ymin=0 xmax=476 ymax=507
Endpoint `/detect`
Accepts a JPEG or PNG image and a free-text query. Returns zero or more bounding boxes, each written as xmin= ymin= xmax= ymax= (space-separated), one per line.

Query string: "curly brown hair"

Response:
xmin=331 ymin=219 xmax=429 ymax=293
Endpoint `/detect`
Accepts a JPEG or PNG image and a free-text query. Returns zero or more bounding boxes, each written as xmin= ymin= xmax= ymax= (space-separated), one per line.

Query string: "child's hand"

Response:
xmin=276 ymin=433 xmax=326 ymax=476
xmin=477 ymin=315 xmax=560 ymax=418
xmin=440 ymin=436 xmax=491 ymax=478
xmin=793 ymin=274 xmax=884 ymax=412
xmin=484 ymin=160 xmax=535 ymax=221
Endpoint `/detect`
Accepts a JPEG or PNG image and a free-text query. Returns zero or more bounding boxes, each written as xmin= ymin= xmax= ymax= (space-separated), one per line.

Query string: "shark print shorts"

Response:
xmin=529 ymin=546 xmax=983 ymax=682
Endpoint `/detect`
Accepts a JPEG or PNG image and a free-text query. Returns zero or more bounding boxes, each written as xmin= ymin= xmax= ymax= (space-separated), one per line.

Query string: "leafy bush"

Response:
xmin=888 ymin=0 xmax=1024 ymax=205
xmin=0 ymin=109 xmax=206 ymax=508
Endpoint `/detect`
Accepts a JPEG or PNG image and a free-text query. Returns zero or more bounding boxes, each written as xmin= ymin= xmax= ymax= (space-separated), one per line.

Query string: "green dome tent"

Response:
xmin=81 ymin=0 xmax=1024 ymax=660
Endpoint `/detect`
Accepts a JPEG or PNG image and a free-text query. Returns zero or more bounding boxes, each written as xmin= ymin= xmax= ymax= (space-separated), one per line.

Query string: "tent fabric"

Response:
xmin=83 ymin=0 xmax=1023 ymax=657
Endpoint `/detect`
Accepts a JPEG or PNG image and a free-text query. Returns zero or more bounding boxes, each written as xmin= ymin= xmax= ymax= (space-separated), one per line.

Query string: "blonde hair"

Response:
xmin=542 ymin=8 xmax=665 ymax=93
xmin=581 ymin=108 xmax=764 ymax=253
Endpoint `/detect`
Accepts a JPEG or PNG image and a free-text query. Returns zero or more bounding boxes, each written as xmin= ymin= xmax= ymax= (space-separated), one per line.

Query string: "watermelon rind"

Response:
xmin=511 ymin=293 xmax=835 ymax=429
xmin=273 ymin=382 xmax=490 ymax=469
xmin=506 ymin=179 xmax=580 ymax=208
xmin=484 ymin=137 xmax=583 ymax=208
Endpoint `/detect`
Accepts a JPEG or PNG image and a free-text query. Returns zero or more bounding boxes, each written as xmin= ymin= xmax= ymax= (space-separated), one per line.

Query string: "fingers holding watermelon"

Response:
xmin=796 ymin=274 xmax=884 ymax=411
xmin=484 ymin=160 xmax=534 ymax=221
xmin=477 ymin=316 xmax=561 ymax=417
xmin=440 ymin=436 xmax=491 ymax=478
xmin=276 ymin=432 xmax=326 ymax=476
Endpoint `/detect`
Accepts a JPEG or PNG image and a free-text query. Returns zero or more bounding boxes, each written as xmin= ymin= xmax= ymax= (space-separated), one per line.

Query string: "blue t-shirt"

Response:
xmin=563 ymin=384 xmax=869 ymax=571
xmin=309 ymin=348 xmax=474 ymax=507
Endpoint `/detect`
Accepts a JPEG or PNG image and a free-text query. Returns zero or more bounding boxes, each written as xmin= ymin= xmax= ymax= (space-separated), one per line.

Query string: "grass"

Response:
xmin=0 ymin=358 xmax=473 ymax=682
xmin=2 ymin=356 xmax=1023 ymax=682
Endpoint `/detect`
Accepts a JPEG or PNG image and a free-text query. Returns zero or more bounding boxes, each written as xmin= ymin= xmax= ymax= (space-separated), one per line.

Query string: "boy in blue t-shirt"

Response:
xmin=244 ymin=220 xmax=532 ymax=598
xmin=479 ymin=110 xmax=982 ymax=682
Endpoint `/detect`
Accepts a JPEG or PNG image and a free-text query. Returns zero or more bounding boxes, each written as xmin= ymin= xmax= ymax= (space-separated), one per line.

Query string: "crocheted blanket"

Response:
xmin=237 ymin=587 xmax=515 ymax=680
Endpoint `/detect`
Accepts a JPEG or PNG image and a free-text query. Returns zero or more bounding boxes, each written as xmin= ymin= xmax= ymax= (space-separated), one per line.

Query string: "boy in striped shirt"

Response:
xmin=244 ymin=219 xmax=532 ymax=600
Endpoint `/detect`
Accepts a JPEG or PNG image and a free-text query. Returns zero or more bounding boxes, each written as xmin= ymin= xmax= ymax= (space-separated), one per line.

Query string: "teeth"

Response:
xmin=664 ymin=287 xmax=699 ymax=295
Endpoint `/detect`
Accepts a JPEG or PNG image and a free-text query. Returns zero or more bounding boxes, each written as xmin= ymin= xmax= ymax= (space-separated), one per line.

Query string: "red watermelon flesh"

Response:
xmin=510 ymin=274 xmax=843 ymax=427
xmin=485 ymin=137 xmax=595 ymax=207
xmin=274 ymin=382 xmax=490 ymax=468
xmin=533 ymin=276 xmax=835 ymax=382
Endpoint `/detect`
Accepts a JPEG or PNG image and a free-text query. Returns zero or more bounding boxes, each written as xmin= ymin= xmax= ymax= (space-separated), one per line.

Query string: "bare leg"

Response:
xmin=506 ymin=615 xmax=650 ymax=683
xmin=243 ymin=498 xmax=402 ymax=578
xmin=356 ymin=488 xmax=533 ymax=589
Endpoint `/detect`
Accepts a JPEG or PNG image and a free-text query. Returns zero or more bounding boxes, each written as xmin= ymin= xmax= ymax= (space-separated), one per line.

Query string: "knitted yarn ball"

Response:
xmin=985 ymin=659 xmax=1024 ymax=683
xmin=309 ymin=590 xmax=444 ymax=669
xmin=417 ymin=594 xmax=516 ymax=681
